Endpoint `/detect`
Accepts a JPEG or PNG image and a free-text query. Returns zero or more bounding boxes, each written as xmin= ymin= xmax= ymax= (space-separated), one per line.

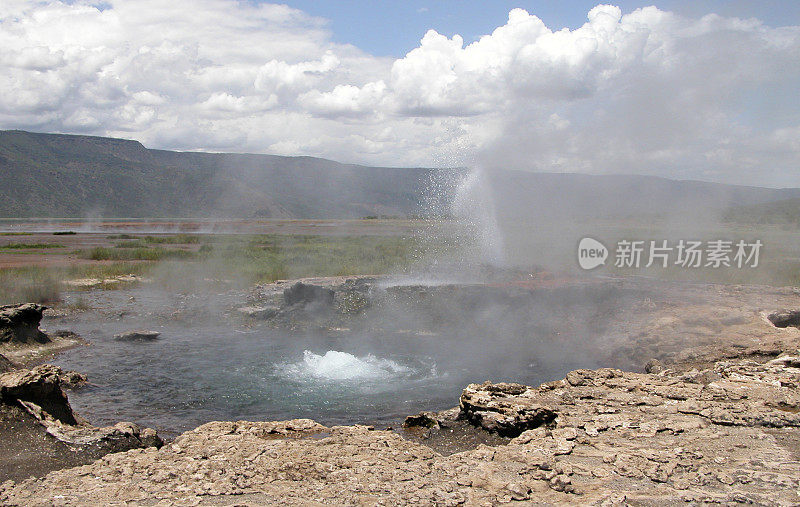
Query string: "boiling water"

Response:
xmin=48 ymin=283 xmax=621 ymax=437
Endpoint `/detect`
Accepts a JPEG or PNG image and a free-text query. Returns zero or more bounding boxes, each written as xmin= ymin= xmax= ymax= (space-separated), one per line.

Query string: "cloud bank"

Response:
xmin=1 ymin=1 xmax=798 ymax=185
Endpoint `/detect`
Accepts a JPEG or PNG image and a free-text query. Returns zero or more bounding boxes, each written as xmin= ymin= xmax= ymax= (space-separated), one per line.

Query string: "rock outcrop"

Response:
xmin=236 ymin=305 xmax=279 ymax=320
xmin=0 ymin=364 xmax=77 ymax=425
xmin=459 ymin=382 xmax=558 ymax=437
xmin=0 ymin=303 xmax=49 ymax=344
xmin=0 ymin=364 xmax=162 ymax=482
xmin=113 ymin=330 xmax=160 ymax=341
xmin=283 ymin=282 xmax=335 ymax=307
xmin=768 ymin=309 xmax=800 ymax=328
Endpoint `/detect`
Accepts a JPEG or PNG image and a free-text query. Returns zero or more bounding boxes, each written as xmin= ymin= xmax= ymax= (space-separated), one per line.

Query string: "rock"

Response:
xmin=768 ymin=355 xmax=800 ymax=368
xmin=459 ymin=382 xmax=557 ymax=437
xmin=645 ymin=358 xmax=666 ymax=374
xmin=767 ymin=309 xmax=800 ymax=328
xmin=0 ymin=364 xmax=77 ymax=424
xmin=403 ymin=411 xmax=440 ymax=429
xmin=0 ymin=353 xmax=16 ymax=373
xmin=0 ymin=364 xmax=162 ymax=482
xmin=0 ymin=303 xmax=49 ymax=344
xmin=59 ymin=370 xmax=88 ymax=389
xmin=48 ymin=330 xmax=82 ymax=340
xmin=284 ymin=282 xmax=335 ymax=308
xmin=236 ymin=306 xmax=279 ymax=319
xmin=114 ymin=330 xmax=161 ymax=341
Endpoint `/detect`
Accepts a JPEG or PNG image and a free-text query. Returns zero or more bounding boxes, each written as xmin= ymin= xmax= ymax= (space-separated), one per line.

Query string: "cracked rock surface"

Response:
xmin=3 ymin=351 xmax=800 ymax=505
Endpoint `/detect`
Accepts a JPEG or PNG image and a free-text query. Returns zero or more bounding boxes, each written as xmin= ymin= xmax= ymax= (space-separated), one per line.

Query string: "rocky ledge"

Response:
xmin=0 ymin=303 xmax=49 ymax=344
xmin=0 ymin=303 xmax=85 ymax=364
xmin=2 ymin=348 xmax=799 ymax=505
xmin=0 ymin=364 xmax=162 ymax=483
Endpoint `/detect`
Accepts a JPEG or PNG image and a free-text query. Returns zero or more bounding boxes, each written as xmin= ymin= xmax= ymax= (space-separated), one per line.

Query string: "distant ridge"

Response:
xmin=0 ymin=130 xmax=437 ymax=218
xmin=0 ymin=130 xmax=798 ymax=219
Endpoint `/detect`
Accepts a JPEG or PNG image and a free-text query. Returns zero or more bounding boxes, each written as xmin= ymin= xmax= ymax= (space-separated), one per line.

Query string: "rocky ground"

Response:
xmin=1 ymin=279 xmax=800 ymax=504
xmin=0 ymin=304 xmax=163 ymax=483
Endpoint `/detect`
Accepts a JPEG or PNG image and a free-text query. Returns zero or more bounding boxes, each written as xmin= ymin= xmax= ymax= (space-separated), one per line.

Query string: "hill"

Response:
xmin=1 ymin=130 xmax=799 ymax=220
xmin=0 ymin=130 xmax=434 ymax=218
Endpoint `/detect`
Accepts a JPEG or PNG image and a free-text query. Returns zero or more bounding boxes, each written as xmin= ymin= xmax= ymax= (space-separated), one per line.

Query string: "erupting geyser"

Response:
xmin=451 ymin=167 xmax=506 ymax=267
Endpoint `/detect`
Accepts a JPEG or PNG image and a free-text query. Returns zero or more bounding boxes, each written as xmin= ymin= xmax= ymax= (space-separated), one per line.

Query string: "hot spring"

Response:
xmin=46 ymin=277 xmax=642 ymax=437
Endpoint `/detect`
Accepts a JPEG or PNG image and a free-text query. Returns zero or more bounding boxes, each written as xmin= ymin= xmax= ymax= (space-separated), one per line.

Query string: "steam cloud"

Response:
xmin=1 ymin=2 xmax=798 ymax=185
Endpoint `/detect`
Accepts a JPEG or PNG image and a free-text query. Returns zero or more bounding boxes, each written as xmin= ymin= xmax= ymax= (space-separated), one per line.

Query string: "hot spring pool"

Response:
xmin=47 ymin=282 xmax=632 ymax=437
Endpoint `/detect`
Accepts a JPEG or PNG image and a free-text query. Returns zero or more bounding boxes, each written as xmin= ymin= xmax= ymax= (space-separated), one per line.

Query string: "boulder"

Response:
xmin=402 ymin=411 xmax=441 ymax=429
xmin=0 ymin=303 xmax=49 ymax=344
xmin=60 ymin=370 xmax=88 ymax=389
xmin=114 ymin=330 xmax=161 ymax=341
xmin=284 ymin=282 xmax=335 ymax=308
xmin=767 ymin=309 xmax=800 ymax=328
xmin=0 ymin=364 xmax=77 ymax=424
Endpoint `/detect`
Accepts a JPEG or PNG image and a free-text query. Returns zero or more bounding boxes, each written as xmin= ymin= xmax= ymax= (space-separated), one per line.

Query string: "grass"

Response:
xmin=0 ymin=243 xmax=63 ymax=249
xmin=202 ymin=234 xmax=423 ymax=283
xmin=0 ymin=233 xmax=427 ymax=303
xmin=80 ymin=246 xmax=195 ymax=261
xmin=0 ymin=263 xmax=148 ymax=305
xmin=5 ymin=222 xmax=800 ymax=306
xmin=106 ymin=234 xmax=140 ymax=240
xmin=0 ymin=232 xmax=32 ymax=236
xmin=107 ymin=234 xmax=200 ymax=245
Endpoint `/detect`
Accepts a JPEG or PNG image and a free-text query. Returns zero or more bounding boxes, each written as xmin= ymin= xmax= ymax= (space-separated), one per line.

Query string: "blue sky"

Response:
xmin=283 ymin=0 xmax=800 ymax=56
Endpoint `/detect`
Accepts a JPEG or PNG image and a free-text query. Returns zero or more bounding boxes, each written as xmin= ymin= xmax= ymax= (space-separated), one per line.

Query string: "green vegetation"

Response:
xmin=0 ymin=232 xmax=32 ymax=236
xmin=0 ymin=243 xmax=63 ymax=249
xmin=80 ymin=246 xmax=195 ymax=261
xmin=165 ymin=234 xmax=423 ymax=284
xmin=0 ymin=263 xmax=148 ymax=305
xmin=142 ymin=234 xmax=200 ymax=244
xmin=52 ymin=231 xmax=76 ymax=235
xmin=0 ymin=233 xmax=427 ymax=304
xmin=113 ymin=234 xmax=201 ymax=248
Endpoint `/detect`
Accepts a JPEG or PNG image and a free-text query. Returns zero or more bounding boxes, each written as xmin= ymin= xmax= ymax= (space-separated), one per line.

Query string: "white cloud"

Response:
xmin=0 ymin=1 xmax=799 ymax=185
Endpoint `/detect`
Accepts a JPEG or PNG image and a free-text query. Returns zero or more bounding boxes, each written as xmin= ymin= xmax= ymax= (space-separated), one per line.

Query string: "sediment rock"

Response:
xmin=0 ymin=303 xmax=49 ymax=344
xmin=402 ymin=411 xmax=441 ymax=429
xmin=0 ymin=364 xmax=162 ymax=482
xmin=0 ymin=364 xmax=77 ymax=424
xmin=459 ymin=381 xmax=558 ymax=437
xmin=113 ymin=330 xmax=160 ymax=341
xmin=59 ymin=370 xmax=88 ymax=389
xmin=768 ymin=309 xmax=800 ymax=328
xmin=283 ymin=282 xmax=335 ymax=307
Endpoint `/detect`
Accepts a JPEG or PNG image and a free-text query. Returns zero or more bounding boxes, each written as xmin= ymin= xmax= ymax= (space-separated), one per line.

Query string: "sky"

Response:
xmin=288 ymin=1 xmax=800 ymax=56
xmin=1 ymin=0 xmax=799 ymax=186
